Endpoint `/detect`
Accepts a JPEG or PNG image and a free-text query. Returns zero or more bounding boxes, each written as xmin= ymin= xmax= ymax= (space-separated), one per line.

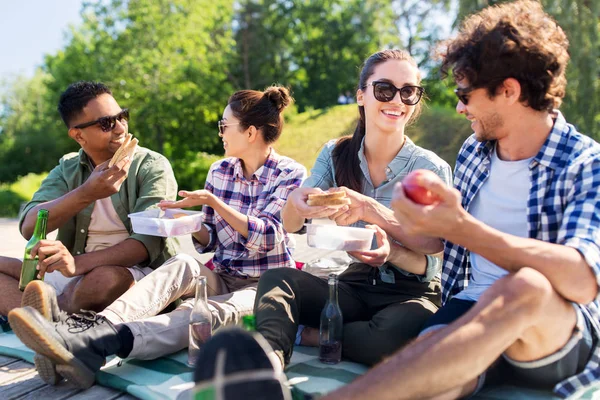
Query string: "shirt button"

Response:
xmin=386 ymin=167 xmax=392 ymax=173
xmin=76 ymin=251 xmax=81 ymax=255
xmin=80 ymin=229 xmax=85 ymax=233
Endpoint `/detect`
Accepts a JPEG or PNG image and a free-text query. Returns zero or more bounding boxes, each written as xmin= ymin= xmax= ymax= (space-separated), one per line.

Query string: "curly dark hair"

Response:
xmin=439 ymin=0 xmax=569 ymax=111
xmin=58 ymin=81 xmax=113 ymax=128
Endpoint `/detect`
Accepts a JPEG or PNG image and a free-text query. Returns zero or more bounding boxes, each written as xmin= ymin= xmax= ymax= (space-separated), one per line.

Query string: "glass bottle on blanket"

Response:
xmin=319 ymin=273 xmax=343 ymax=364
xmin=19 ymin=209 xmax=49 ymax=291
xmin=188 ymin=276 xmax=212 ymax=367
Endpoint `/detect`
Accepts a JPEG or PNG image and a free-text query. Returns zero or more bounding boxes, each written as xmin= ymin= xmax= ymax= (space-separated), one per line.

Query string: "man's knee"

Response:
xmin=483 ymin=267 xmax=553 ymax=316
xmin=72 ymin=266 xmax=134 ymax=311
xmin=0 ymin=256 xmax=23 ymax=279
xmin=162 ymin=253 xmax=200 ymax=280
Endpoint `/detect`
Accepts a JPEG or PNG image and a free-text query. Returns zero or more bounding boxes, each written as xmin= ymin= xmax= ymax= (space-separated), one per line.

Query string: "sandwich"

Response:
xmin=109 ymin=133 xmax=139 ymax=167
xmin=306 ymin=190 xmax=350 ymax=206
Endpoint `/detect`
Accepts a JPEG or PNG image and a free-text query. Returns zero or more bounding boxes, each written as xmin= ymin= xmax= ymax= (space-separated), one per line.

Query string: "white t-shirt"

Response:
xmin=85 ymin=197 xmax=130 ymax=253
xmin=455 ymin=147 xmax=532 ymax=302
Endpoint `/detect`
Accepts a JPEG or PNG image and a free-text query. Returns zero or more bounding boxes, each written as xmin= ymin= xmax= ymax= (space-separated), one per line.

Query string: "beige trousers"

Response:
xmin=100 ymin=254 xmax=258 ymax=360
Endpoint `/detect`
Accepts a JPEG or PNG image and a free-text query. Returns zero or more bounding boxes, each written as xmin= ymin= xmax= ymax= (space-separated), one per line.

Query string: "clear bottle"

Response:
xmin=188 ymin=275 xmax=212 ymax=367
xmin=319 ymin=273 xmax=343 ymax=364
xmin=19 ymin=209 xmax=49 ymax=291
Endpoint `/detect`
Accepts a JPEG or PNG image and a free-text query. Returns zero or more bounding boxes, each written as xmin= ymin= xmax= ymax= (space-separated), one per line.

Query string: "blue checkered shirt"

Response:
xmin=194 ymin=149 xmax=306 ymax=277
xmin=443 ymin=111 xmax=600 ymax=397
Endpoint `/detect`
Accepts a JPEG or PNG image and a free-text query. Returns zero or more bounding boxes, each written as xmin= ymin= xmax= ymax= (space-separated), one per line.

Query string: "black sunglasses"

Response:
xmin=217 ymin=120 xmax=240 ymax=135
xmin=367 ymin=81 xmax=424 ymax=105
xmin=454 ymin=87 xmax=475 ymax=105
xmin=74 ymin=109 xmax=129 ymax=132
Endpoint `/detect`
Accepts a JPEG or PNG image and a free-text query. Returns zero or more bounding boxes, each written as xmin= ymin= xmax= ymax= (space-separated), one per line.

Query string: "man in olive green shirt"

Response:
xmin=0 ymin=81 xmax=178 ymax=316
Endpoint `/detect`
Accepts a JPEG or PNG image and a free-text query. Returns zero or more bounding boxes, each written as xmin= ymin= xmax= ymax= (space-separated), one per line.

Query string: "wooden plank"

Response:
xmin=67 ymin=385 xmax=129 ymax=400
xmin=0 ymin=355 xmax=18 ymax=367
xmin=0 ymin=360 xmax=37 ymax=384
xmin=0 ymin=361 xmax=45 ymax=399
xmin=19 ymin=381 xmax=82 ymax=400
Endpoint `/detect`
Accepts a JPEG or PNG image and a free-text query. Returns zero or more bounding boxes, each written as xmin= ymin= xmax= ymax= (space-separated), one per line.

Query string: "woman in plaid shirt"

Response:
xmin=7 ymin=86 xmax=307 ymax=388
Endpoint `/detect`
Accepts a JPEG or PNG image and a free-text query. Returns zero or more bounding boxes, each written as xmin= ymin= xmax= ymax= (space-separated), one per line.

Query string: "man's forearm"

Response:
xmin=366 ymin=199 xmax=443 ymax=254
xmin=74 ymin=238 xmax=149 ymax=275
xmin=450 ymin=214 xmax=597 ymax=304
xmin=22 ymin=186 xmax=95 ymax=239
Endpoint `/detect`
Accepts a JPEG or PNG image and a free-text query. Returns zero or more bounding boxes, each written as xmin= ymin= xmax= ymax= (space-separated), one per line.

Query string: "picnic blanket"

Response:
xmin=0 ymin=329 xmax=598 ymax=399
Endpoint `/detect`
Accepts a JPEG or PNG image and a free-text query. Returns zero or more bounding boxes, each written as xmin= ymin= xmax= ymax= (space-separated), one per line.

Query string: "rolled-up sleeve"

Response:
xmin=243 ymin=167 xmax=306 ymax=254
xmin=559 ymin=154 xmax=600 ymax=302
xmin=19 ymin=164 xmax=69 ymax=232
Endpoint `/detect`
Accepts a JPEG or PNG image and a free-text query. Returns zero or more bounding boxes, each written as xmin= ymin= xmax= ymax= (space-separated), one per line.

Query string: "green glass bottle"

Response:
xmin=18 ymin=209 xmax=49 ymax=291
xmin=242 ymin=314 xmax=256 ymax=331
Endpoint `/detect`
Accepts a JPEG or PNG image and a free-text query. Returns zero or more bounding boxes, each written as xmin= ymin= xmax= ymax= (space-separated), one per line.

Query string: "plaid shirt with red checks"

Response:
xmin=194 ymin=149 xmax=306 ymax=278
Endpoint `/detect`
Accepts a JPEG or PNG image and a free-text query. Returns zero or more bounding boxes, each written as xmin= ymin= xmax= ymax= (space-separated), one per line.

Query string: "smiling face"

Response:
xmin=357 ymin=59 xmax=420 ymax=136
xmin=219 ymin=105 xmax=248 ymax=158
xmin=68 ymin=93 xmax=128 ymax=165
xmin=455 ymin=82 xmax=505 ymax=142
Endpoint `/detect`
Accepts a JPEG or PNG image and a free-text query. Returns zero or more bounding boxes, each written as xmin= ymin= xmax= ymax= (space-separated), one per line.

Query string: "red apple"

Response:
xmin=402 ymin=169 xmax=442 ymax=205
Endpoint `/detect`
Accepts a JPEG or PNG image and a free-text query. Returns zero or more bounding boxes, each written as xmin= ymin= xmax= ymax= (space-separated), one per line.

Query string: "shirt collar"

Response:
xmin=532 ymin=110 xmax=570 ymax=170
xmin=78 ymin=149 xmax=95 ymax=171
xmin=357 ymin=135 xmax=418 ymax=178
xmin=232 ymin=147 xmax=279 ymax=185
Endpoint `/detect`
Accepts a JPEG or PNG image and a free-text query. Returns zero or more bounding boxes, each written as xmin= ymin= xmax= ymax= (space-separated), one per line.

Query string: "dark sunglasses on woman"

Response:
xmin=73 ymin=109 xmax=130 ymax=132
xmin=367 ymin=81 xmax=424 ymax=105
xmin=217 ymin=120 xmax=240 ymax=135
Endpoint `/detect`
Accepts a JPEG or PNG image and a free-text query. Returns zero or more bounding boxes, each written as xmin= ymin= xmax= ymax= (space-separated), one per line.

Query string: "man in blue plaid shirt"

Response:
xmin=325 ymin=1 xmax=600 ymax=399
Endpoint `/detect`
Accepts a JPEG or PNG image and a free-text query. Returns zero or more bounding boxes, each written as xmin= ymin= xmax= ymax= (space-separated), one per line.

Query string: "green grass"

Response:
xmin=275 ymin=104 xmax=358 ymax=170
xmin=0 ymin=173 xmax=47 ymax=217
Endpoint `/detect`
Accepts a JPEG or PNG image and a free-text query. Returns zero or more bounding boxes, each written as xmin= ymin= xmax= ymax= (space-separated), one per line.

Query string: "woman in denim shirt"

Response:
xmin=252 ymin=49 xmax=453 ymax=368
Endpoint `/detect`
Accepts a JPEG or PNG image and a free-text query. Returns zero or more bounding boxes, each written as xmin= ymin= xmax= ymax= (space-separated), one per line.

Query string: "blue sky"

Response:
xmin=0 ymin=0 xmax=84 ymax=79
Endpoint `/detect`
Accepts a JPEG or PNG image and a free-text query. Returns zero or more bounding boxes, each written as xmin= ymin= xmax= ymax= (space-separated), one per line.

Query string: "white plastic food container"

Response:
xmin=305 ymin=224 xmax=374 ymax=251
xmin=128 ymin=208 xmax=203 ymax=237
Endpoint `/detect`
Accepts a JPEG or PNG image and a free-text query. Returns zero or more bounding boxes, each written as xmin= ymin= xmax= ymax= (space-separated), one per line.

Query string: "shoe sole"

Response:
xmin=8 ymin=308 xmax=95 ymax=389
xmin=22 ymin=280 xmax=54 ymax=320
xmin=21 ymin=281 xmax=63 ymax=385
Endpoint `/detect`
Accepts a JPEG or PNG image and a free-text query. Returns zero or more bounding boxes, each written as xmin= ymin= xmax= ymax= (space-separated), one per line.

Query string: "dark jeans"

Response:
xmin=255 ymin=263 xmax=441 ymax=366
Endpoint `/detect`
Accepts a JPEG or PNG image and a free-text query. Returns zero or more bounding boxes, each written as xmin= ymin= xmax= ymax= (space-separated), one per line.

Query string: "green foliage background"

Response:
xmin=0 ymin=0 xmax=598 ymax=217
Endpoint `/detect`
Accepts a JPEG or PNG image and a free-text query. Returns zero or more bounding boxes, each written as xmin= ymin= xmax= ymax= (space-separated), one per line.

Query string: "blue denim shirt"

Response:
xmin=303 ymin=137 xmax=453 ymax=282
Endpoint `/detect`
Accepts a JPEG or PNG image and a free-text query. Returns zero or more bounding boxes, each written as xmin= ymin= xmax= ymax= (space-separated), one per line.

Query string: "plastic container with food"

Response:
xmin=305 ymin=224 xmax=374 ymax=252
xmin=128 ymin=208 xmax=203 ymax=237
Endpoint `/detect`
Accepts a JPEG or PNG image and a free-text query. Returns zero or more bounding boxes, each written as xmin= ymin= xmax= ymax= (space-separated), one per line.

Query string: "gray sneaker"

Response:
xmin=21 ymin=280 xmax=64 ymax=385
xmin=8 ymin=306 xmax=121 ymax=389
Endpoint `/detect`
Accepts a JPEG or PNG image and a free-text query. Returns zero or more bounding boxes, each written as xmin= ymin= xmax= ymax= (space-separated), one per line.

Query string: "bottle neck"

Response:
xmin=328 ymin=279 xmax=338 ymax=304
xmin=32 ymin=213 xmax=48 ymax=240
xmin=194 ymin=276 xmax=208 ymax=304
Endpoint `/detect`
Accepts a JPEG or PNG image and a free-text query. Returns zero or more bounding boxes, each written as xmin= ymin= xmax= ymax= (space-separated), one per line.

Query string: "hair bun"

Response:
xmin=264 ymin=86 xmax=293 ymax=113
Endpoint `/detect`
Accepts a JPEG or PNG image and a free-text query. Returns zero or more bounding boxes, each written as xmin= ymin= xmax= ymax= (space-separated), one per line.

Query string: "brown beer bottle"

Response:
xmin=18 ymin=209 xmax=49 ymax=291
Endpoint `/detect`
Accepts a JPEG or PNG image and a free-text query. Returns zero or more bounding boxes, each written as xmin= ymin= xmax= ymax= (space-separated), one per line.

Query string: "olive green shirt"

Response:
xmin=19 ymin=147 xmax=179 ymax=270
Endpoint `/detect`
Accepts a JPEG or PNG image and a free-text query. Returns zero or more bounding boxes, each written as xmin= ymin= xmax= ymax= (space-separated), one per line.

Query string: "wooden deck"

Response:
xmin=0 ymin=355 xmax=136 ymax=400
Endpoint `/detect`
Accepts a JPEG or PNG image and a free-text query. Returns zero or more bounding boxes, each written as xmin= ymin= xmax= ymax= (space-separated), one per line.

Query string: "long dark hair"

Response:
xmin=332 ymin=49 xmax=421 ymax=192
